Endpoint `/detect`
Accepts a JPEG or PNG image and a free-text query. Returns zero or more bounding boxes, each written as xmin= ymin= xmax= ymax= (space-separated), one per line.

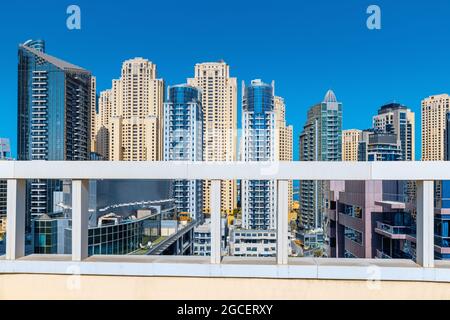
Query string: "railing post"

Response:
xmin=72 ymin=180 xmax=89 ymax=262
xmin=416 ymin=180 xmax=434 ymax=268
xmin=277 ymin=180 xmax=289 ymax=265
xmin=210 ymin=180 xmax=221 ymax=264
xmin=6 ymin=179 xmax=26 ymax=260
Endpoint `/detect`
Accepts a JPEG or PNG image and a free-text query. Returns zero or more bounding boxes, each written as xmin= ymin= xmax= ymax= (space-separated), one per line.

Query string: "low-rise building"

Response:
xmin=193 ymin=218 xmax=228 ymax=256
xmin=229 ymin=229 xmax=277 ymax=257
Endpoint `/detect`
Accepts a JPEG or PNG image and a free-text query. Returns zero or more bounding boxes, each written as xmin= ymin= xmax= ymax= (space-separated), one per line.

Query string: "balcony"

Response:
xmin=435 ymin=235 xmax=450 ymax=255
xmin=376 ymin=249 xmax=392 ymax=259
xmin=375 ymin=222 xmax=416 ymax=241
xmin=0 ymin=161 xmax=449 ymax=299
xmin=376 ymin=249 xmax=413 ymax=260
xmin=435 ymin=235 xmax=450 ymax=248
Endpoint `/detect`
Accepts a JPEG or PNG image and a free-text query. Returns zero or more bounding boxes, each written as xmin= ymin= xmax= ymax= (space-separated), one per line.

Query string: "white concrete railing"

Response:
xmin=0 ymin=161 xmax=448 ymax=282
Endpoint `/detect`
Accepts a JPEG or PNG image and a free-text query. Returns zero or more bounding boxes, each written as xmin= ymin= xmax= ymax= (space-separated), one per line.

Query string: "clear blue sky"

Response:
xmin=1 ymin=0 xmax=450 ymax=160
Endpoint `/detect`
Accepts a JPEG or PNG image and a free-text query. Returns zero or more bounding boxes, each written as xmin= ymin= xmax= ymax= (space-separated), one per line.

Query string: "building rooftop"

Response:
xmin=378 ymin=102 xmax=408 ymax=114
xmin=324 ymin=89 xmax=337 ymax=103
xmin=194 ymin=220 xmax=211 ymax=233
xmin=21 ymin=44 xmax=90 ymax=74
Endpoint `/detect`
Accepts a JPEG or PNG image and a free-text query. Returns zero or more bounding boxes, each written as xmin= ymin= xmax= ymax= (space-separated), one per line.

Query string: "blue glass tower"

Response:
xmin=164 ymin=84 xmax=203 ymax=221
xmin=18 ymin=40 xmax=92 ymax=223
xmin=242 ymin=80 xmax=276 ymax=230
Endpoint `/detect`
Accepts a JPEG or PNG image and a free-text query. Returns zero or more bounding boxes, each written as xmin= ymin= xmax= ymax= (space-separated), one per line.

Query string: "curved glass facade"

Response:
xmin=243 ymin=81 xmax=273 ymax=113
xmin=242 ymin=80 xmax=276 ymax=230
xmin=64 ymin=214 xmax=161 ymax=256
xmin=22 ymin=39 xmax=45 ymax=52
xmin=168 ymin=85 xmax=201 ymax=106
xmin=164 ymin=84 xmax=203 ymax=221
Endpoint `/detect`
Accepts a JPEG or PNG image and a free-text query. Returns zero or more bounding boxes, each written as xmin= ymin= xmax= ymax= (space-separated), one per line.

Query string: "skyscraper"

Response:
xmin=422 ymin=94 xmax=450 ymax=161
xmin=358 ymin=131 xmax=402 ymax=161
xmin=18 ymin=40 xmax=92 ymax=221
xmin=95 ymin=89 xmax=112 ymax=160
xmin=90 ymin=76 xmax=97 ymax=153
xmin=446 ymin=112 xmax=450 ymax=161
xmin=342 ymin=129 xmax=362 ymax=161
xmin=274 ymin=96 xmax=294 ymax=211
xmin=373 ymin=103 xmax=415 ymax=161
xmin=97 ymin=58 xmax=164 ymax=161
xmin=241 ymin=80 xmax=277 ymax=230
xmin=327 ymin=179 xmax=415 ymax=259
xmin=421 ymin=94 xmax=450 ymax=204
xmin=436 ymin=112 xmax=450 ymax=259
xmin=164 ymin=84 xmax=203 ymax=220
xmin=187 ymin=62 xmax=237 ymax=218
xmin=0 ymin=139 xmax=11 ymax=160
xmin=326 ymin=100 xmax=417 ymax=259
xmin=0 ymin=138 xmax=12 ymax=217
xmin=299 ymin=90 xmax=343 ymax=230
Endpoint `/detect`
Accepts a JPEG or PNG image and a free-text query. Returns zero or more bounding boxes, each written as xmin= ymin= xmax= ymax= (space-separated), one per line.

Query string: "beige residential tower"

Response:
xmin=187 ymin=62 xmax=238 ymax=216
xmin=342 ymin=129 xmax=362 ymax=161
xmin=422 ymin=94 xmax=450 ymax=161
xmin=274 ymin=96 xmax=294 ymax=211
xmin=94 ymin=58 xmax=164 ymax=161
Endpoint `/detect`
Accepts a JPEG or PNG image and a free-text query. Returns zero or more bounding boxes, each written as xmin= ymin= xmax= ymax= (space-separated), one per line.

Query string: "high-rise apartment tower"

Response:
xmin=187 ymin=62 xmax=237 ymax=217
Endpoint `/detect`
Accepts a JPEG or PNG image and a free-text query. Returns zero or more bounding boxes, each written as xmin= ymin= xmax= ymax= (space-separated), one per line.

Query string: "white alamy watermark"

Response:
xmin=67 ymin=5 xmax=81 ymax=30
xmin=367 ymin=5 xmax=381 ymax=30
xmin=366 ymin=265 xmax=382 ymax=290
xmin=66 ymin=265 xmax=82 ymax=291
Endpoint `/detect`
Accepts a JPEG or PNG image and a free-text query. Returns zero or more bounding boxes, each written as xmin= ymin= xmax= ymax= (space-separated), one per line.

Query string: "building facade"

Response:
xmin=32 ymin=214 xmax=58 ymax=254
xmin=421 ymin=94 xmax=450 ymax=161
xmin=90 ymin=76 xmax=97 ymax=153
xmin=358 ymin=131 xmax=402 ymax=162
xmin=326 ymin=180 xmax=415 ymax=259
xmin=299 ymin=90 xmax=343 ymax=230
xmin=0 ymin=138 xmax=11 ymax=217
xmin=422 ymin=94 xmax=450 ymax=205
xmin=274 ymin=96 xmax=294 ymax=212
xmin=187 ymin=62 xmax=237 ymax=217
xmin=326 ymin=102 xmax=417 ymax=260
xmin=342 ymin=129 xmax=362 ymax=161
xmin=95 ymin=90 xmax=112 ymax=159
xmin=163 ymin=84 xmax=203 ymax=221
xmin=241 ymin=80 xmax=277 ymax=230
xmin=193 ymin=218 xmax=228 ymax=256
xmin=229 ymin=229 xmax=277 ymax=257
xmin=373 ymin=103 xmax=415 ymax=161
xmin=435 ymin=112 xmax=450 ymax=260
xmin=95 ymin=58 xmax=164 ymax=161
xmin=18 ymin=40 xmax=92 ymax=222
xmin=63 ymin=212 xmax=161 ymax=256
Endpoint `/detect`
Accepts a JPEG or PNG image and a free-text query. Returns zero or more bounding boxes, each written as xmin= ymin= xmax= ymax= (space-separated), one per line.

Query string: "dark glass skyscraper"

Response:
xmin=18 ymin=40 xmax=92 ymax=223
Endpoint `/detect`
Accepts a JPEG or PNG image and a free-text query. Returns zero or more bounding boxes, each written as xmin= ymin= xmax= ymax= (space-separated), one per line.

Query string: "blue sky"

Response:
xmin=1 ymin=0 xmax=450 ymax=159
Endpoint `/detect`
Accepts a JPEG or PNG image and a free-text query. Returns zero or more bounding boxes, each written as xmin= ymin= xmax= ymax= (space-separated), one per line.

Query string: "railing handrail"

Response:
xmin=1 ymin=161 xmax=450 ymax=180
xmin=0 ymin=161 xmax=440 ymax=280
